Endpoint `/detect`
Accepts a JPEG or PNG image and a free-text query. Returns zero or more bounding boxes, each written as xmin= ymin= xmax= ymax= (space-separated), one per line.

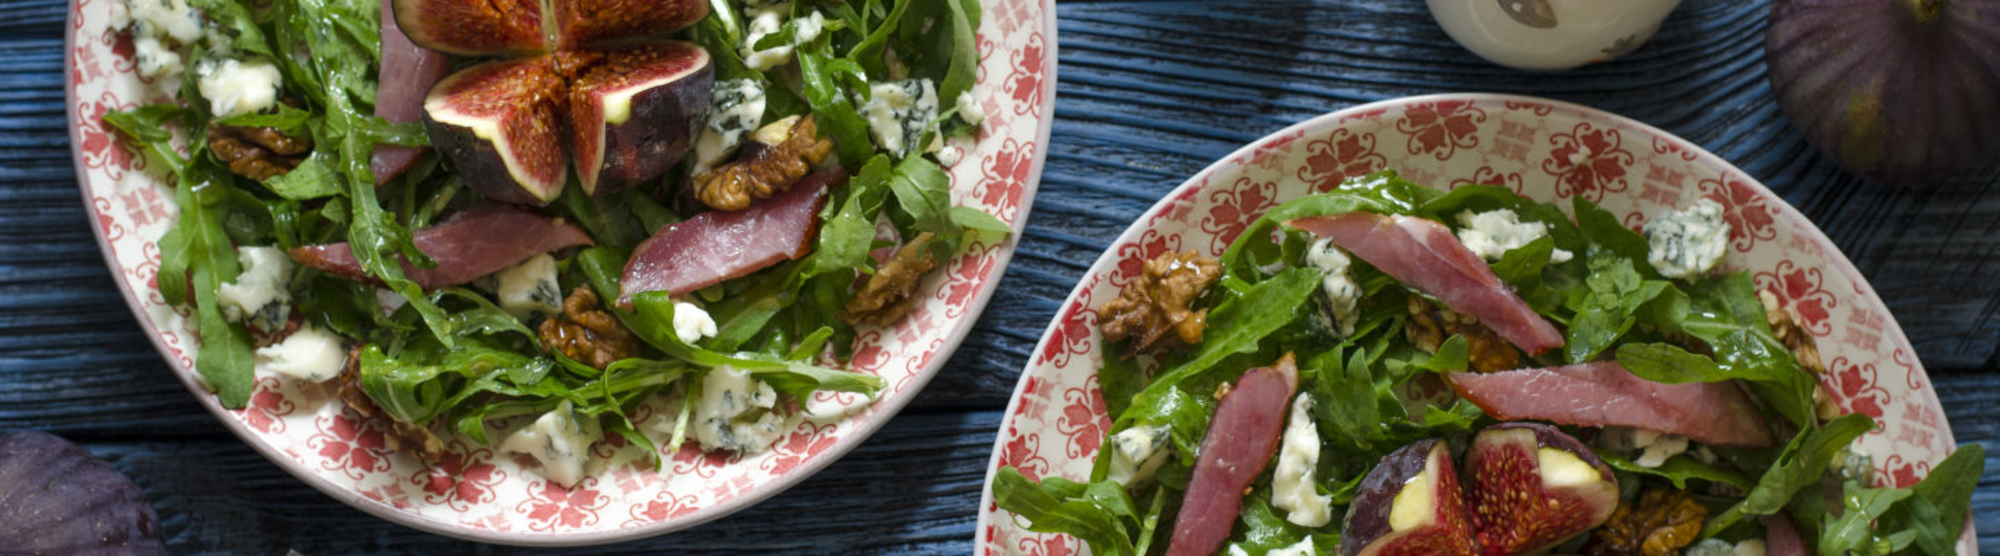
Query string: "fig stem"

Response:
xmin=1904 ymin=0 xmax=1944 ymax=24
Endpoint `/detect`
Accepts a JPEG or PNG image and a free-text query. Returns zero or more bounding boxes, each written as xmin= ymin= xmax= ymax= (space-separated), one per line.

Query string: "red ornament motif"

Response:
xmin=847 ymin=330 xmax=892 ymax=375
xmin=1036 ymin=287 xmax=1096 ymax=368
xmin=1338 ymin=107 xmax=1391 ymax=123
xmin=1017 ymin=533 xmax=1078 ymax=556
xmin=1754 ymin=261 xmax=1836 ymax=336
xmin=1542 ymin=122 xmax=1634 ymax=202
xmin=516 ymin=479 xmax=610 ymax=531
xmin=1651 ymin=134 xmax=1699 ymax=162
xmin=1014 ymin=375 xmax=1057 ymax=420
xmin=307 ymin=411 xmax=391 ymax=481
xmin=1240 ymin=128 xmax=1304 ymax=170
xmin=1005 ymin=33 xmax=1047 ymax=116
xmin=896 ymin=337 xmax=947 ymax=393
xmin=670 ymin=444 xmax=736 ymax=479
xmin=1111 ymin=231 xmax=1182 ymax=287
xmin=1448 ymin=166 xmax=1526 ymax=193
xmin=358 ymin=483 xmax=413 ymax=510
xmin=625 ymin=491 xmax=700 ymax=526
xmin=76 ymin=92 xmax=140 ymax=180
xmin=997 ymin=429 xmax=1050 ymax=482
xmin=1200 ymin=177 xmax=1276 ymax=254
xmin=416 ymin=441 xmax=505 ymax=512
xmin=239 ymin=377 xmax=294 ymax=434
xmin=1877 ymin=454 xmax=1927 ymax=489
xmin=1054 ymin=376 xmax=1110 ymax=459
xmin=1825 ymin=356 xmax=1890 ymax=420
xmin=977 ymin=138 xmax=1036 ymax=221
xmin=764 ymin=421 xmax=839 ymax=475
xmin=1895 ymin=348 xmax=1924 ymax=390
xmin=1396 ymin=100 xmax=1487 ymax=160
xmin=1504 ymin=99 xmax=1554 ymax=116
xmin=1297 ymin=128 xmax=1386 ymax=192
xmin=1698 ymin=173 xmax=1779 ymax=253
xmin=942 ymin=243 xmax=1000 ymax=317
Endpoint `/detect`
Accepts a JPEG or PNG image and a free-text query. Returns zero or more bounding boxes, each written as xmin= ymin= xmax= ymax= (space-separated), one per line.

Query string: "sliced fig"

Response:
xmin=551 ymin=0 xmax=709 ymax=50
xmin=423 ymin=56 xmax=571 ymax=206
xmin=390 ymin=0 xmax=547 ymax=56
xmin=566 ymin=42 xmax=713 ymax=195
xmin=1339 ymin=439 xmax=1480 ymax=556
xmin=1464 ymin=423 xmax=1619 ymax=556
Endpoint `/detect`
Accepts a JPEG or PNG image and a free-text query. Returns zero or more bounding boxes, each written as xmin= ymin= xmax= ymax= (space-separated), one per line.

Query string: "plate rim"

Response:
xmin=63 ymin=0 xmax=1060 ymax=545
xmin=972 ymin=92 xmax=1960 ymax=552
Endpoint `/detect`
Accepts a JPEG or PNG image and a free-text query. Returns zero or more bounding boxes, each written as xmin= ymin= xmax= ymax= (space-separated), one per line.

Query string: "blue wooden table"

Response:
xmin=3 ymin=0 xmax=1998 ymax=553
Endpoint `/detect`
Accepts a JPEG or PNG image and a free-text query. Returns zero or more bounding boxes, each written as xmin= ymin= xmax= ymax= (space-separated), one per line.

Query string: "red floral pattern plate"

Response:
xmin=64 ymin=0 xmax=1054 ymax=545
xmin=975 ymin=94 xmax=1974 ymax=555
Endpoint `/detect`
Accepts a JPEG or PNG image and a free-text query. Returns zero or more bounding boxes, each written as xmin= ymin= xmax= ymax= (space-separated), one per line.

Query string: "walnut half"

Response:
xmin=208 ymin=123 xmax=311 ymax=181
xmin=1099 ymin=251 xmax=1221 ymax=357
xmin=1583 ymin=488 xmax=1708 ymax=556
xmin=1405 ymin=296 xmax=1521 ymax=373
xmin=538 ymin=286 xmax=642 ymax=369
xmin=693 ymin=114 xmax=835 ymax=211
xmin=840 ymin=231 xmax=939 ymax=327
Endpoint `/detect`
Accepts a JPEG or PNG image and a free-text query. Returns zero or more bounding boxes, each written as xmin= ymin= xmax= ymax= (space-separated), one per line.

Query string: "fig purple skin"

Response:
xmin=422 ymin=57 xmax=571 ymax=206
xmin=1767 ymin=0 xmax=2000 ymax=184
xmin=1464 ymin=422 xmax=1619 ymax=556
xmin=1339 ymin=439 xmax=1479 ymax=556
xmin=390 ymin=0 xmax=546 ymax=56
xmin=0 ymin=431 xmax=164 ymax=554
xmin=568 ymin=42 xmax=714 ymax=195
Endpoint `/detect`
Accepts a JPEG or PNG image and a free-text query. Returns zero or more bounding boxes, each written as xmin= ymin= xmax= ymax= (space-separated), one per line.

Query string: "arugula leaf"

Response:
xmin=1219 ymin=171 xmax=1443 ymax=279
xmin=262 ymin=155 xmax=343 ymax=200
xmin=1599 ymin=452 xmax=1754 ymax=491
xmin=1119 ymin=267 xmax=1320 ymax=425
xmin=1877 ymin=444 xmax=1984 ymax=555
xmin=1309 ymin=346 xmax=1380 ymax=451
xmin=1571 ymin=197 xmax=1657 ymax=279
xmin=991 ymin=467 xmax=1137 ymax=556
xmin=1705 ymin=413 xmax=1874 ymax=537
xmin=1614 ymin=343 xmax=1737 ymax=383
xmin=181 ymin=166 xmax=259 ymax=408
xmin=1565 ymin=252 xmax=1674 ymax=363
xmin=1819 ymin=480 xmax=1916 ymax=556
xmin=886 ymin=154 xmax=955 ymax=237
xmin=934 ymin=0 xmax=980 ymax=103
xmin=796 ymin=42 xmax=875 ymax=167
xmin=950 ymin=206 xmax=1013 ymax=235
xmin=813 ymin=155 xmax=894 ymax=274
xmin=1231 ymin=491 xmax=1309 ymax=554
xmin=1680 ymin=273 xmax=1817 ymax=428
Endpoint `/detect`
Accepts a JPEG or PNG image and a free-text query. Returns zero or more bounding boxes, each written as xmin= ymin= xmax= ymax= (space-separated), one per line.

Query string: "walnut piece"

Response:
xmin=1583 ymin=488 xmax=1708 ymax=556
xmin=336 ymin=343 xmax=446 ymax=461
xmin=1405 ymin=296 xmax=1521 ymax=373
xmin=1760 ymin=289 xmax=1824 ymax=375
xmin=208 ymin=124 xmax=311 ymax=180
xmin=839 ymin=231 xmax=938 ymax=326
xmin=538 ymin=286 xmax=643 ymax=369
xmin=693 ymin=114 xmax=835 ymax=210
xmin=1099 ymin=250 xmax=1222 ymax=357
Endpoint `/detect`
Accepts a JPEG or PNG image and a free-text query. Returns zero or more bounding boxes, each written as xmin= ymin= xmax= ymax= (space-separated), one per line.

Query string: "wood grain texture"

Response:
xmin=2 ymin=0 xmax=1998 ymax=553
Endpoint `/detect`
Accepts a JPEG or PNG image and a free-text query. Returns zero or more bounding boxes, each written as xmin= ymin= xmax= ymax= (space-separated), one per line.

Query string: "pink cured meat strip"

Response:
xmin=290 ymin=203 xmax=593 ymax=290
xmin=370 ymin=0 xmax=451 ymax=186
xmin=1446 ymin=361 xmax=1777 ymax=447
xmin=1167 ymin=355 xmax=1299 ymax=556
xmin=1287 ymin=212 xmax=1565 ymax=355
xmin=618 ymin=168 xmax=842 ymax=306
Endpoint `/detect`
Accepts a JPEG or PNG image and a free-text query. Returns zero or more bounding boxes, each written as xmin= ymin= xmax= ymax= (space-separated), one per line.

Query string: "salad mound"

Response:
xmin=994 ymin=172 xmax=1981 ymax=556
xmin=106 ymin=0 xmax=1002 ymax=488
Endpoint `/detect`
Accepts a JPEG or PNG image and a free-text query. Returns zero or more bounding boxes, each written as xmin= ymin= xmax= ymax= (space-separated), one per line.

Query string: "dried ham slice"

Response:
xmin=618 ymin=168 xmax=841 ymax=307
xmin=1168 ymin=354 xmax=1298 ymax=556
xmin=1288 ymin=212 xmax=1564 ymax=355
xmin=370 ymin=0 xmax=451 ymax=186
xmin=1446 ymin=362 xmax=1777 ymax=447
xmin=291 ymin=203 xmax=592 ymax=290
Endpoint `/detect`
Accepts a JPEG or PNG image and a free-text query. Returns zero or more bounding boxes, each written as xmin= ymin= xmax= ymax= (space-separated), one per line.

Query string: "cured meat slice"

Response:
xmin=291 ymin=203 xmax=592 ymax=290
xmin=1446 ymin=362 xmax=1777 ymax=447
xmin=618 ymin=168 xmax=841 ymax=306
xmin=1168 ymin=354 xmax=1299 ymax=556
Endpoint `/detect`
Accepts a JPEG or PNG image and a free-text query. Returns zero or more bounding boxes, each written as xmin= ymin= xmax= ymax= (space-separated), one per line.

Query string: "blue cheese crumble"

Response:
xmin=692 ymin=78 xmax=767 ymax=175
xmin=691 ymin=366 xmax=786 ymax=454
xmin=857 ymin=79 xmax=939 ymax=158
xmin=217 ymin=245 xmax=291 ymax=333
xmin=110 ymin=0 xmax=212 ymax=79
xmin=1266 ymin=538 xmax=1318 ymax=556
xmin=1105 ymin=424 xmax=1170 ymax=486
xmin=1454 ymin=209 xmax=1573 ymax=264
xmin=501 ymin=400 xmax=603 ymax=487
xmin=1271 ymin=394 xmax=1333 ymax=527
xmin=193 ymin=56 xmax=283 ymax=117
xmin=254 ymin=323 xmax=347 ymax=382
xmin=1644 ymin=198 xmax=1731 ymax=280
xmin=672 ymin=301 xmax=718 ymax=345
xmin=740 ymin=3 xmax=826 ymax=71
xmin=1306 ymin=238 xmax=1361 ymax=339
xmin=493 ymin=253 xmax=562 ymax=321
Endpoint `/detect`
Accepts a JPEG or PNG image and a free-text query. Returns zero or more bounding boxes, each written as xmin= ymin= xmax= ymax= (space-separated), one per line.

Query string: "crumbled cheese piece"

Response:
xmin=857 ymin=79 xmax=939 ymax=157
xmin=692 ymin=79 xmax=768 ymax=175
xmin=194 ymin=56 xmax=283 ymax=117
xmin=672 ymin=301 xmax=718 ymax=345
xmin=1271 ymin=394 xmax=1333 ymax=527
xmin=955 ymin=90 xmax=983 ymax=127
xmin=120 ymin=0 xmax=207 ymax=78
xmin=1105 ymin=425 xmax=1170 ymax=486
xmin=1687 ymin=538 xmax=1767 ymax=556
xmin=501 ymin=401 xmax=603 ymax=487
xmin=1644 ymin=198 xmax=1731 ymax=280
xmin=1267 ymin=537 xmax=1317 ymax=556
xmin=1601 ymin=427 xmax=1691 ymax=468
xmin=1226 ymin=546 xmax=1250 ymax=556
xmin=1306 ymin=238 xmax=1361 ymax=339
xmin=740 ymin=4 xmax=824 ymax=71
xmin=691 ymin=366 xmax=787 ymax=453
xmin=1455 ymin=209 xmax=1573 ymax=264
xmin=217 ymin=245 xmax=292 ymax=333
xmin=493 ymin=253 xmax=562 ymax=321
xmin=254 ymin=323 xmax=347 ymax=382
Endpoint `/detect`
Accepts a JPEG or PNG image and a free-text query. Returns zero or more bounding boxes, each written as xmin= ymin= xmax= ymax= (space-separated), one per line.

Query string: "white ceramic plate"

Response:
xmin=64 ymin=0 xmax=1055 ymax=545
xmin=975 ymin=93 xmax=1974 ymax=555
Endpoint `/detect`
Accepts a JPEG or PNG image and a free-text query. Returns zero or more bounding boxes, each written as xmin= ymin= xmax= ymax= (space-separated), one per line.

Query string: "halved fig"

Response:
xmin=1339 ymin=439 xmax=1480 ymax=556
xmin=567 ymin=42 xmax=713 ymax=195
xmin=551 ymin=0 xmax=709 ymax=50
xmin=1464 ymin=423 xmax=1620 ymax=555
xmin=390 ymin=0 xmax=547 ymax=56
xmin=423 ymin=57 xmax=570 ymax=206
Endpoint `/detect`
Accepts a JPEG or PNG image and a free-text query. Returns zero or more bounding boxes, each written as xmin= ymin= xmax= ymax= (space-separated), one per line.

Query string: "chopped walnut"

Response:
xmin=1583 ymin=488 xmax=1708 ymax=556
xmin=1099 ymin=251 xmax=1222 ymax=357
xmin=336 ymin=343 xmax=447 ymax=461
xmin=1760 ymin=289 xmax=1824 ymax=375
xmin=538 ymin=286 xmax=643 ymax=369
xmin=839 ymin=231 xmax=939 ymax=326
xmin=208 ymin=124 xmax=311 ymax=180
xmin=693 ymin=114 xmax=835 ymax=210
xmin=1405 ymin=296 xmax=1521 ymax=373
